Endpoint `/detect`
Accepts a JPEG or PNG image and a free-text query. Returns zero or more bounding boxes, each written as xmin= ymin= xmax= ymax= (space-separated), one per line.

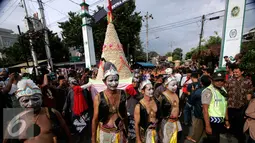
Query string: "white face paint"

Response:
xmin=134 ymin=73 xmax=140 ymax=78
xmin=19 ymin=94 xmax=42 ymax=111
xmin=105 ymin=75 xmax=119 ymax=91
xmin=167 ymin=80 xmax=178 ymax=92
xmin=144 ymin=84 xmax=154 ymax=97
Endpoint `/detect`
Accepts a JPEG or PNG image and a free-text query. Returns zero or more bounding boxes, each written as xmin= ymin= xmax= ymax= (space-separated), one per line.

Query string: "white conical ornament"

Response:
xmin=96 ymin=23 xmax=131 ymax=80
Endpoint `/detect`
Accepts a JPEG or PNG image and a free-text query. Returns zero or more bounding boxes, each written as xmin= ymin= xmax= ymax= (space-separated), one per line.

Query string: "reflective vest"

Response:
xmin=204 ymin=84 xmax=227 ymax=123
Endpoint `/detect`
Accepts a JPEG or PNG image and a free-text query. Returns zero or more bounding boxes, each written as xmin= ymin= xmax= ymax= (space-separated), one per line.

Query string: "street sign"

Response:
xmin=93 ymin=0 xmax=131 ymax=22
xmin=70 ymin=56 xmax=81 ymax=62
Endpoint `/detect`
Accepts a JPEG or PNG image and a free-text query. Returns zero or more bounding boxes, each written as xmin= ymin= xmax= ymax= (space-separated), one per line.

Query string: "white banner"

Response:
xmin=219 ymin=0 xmax=246 ymax=67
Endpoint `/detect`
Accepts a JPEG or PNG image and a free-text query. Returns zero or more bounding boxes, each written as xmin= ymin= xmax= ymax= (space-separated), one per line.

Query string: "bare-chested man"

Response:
xmin=134 ymin=80 xmax=160 ymax=143
xmin=92 ymin=61 xmax=128 ymax=143
xmin=160 ymin=77 xmax=182 ymax=143
xmin=3 ymin=79 xmax=71 ymax=143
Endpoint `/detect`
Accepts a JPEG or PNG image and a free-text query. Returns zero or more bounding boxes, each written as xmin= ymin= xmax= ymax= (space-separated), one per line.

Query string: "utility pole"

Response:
xmin=17 ymin=25 xmax=29 ymax=67
xmin=37 ymin=0 xmax=53 ymax=71
xmin=170 ymin=42 xmax=173 ymax=56
xmin=144 ymin=12 xmax=153 ymax=62
xmin=198 ymin=15 xmax=205 ymax=59
xmin=21 ymin=0 xmax=39 ymax=75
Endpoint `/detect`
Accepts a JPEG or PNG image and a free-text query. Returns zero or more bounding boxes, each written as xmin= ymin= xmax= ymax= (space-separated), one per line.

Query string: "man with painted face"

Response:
xmin=92 ymin=61 xmax=128 ymax=143
xmin=134 ymin=80 xmax=160 ymax=143
xmin=3 ymin=79 xmax=71 ymax=143
xmin=159 ymin=77 xmax=182 ymax=143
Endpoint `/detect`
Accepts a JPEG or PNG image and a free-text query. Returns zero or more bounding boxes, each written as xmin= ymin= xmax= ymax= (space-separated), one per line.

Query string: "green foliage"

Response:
xmin=148 ymin=51 xmax=159 ymax=59
xmin=185 ymin=48 xmax=197 ymax=60
xmin=1 ymin=30 xmax=69 ymax=66
xmin=185 ymin=34 xmax=222 ymax=63
xmin=58 ymin=12 xmax=83 ymax=49
xmin=172 ymin=48 xmax=183 ymax=61
xmin=93 ymin=1 xmax=143 ymax=61
xmin=240 ymin=40 xmax=255 ymax=73
xmin=165 ymin=52 xmax=172 ymax=57
xmin=59 ymin=1 xmax=143 ymax=62
xmin=204 ymin=35 xmax=222 ymax=47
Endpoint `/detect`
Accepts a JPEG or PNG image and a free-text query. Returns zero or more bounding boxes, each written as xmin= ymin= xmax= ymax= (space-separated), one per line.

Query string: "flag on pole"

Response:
xmin=104 ymin=0 xmax=113 ymax=23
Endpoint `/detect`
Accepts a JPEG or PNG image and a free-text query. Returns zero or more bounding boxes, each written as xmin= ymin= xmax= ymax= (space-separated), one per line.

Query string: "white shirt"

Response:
xmin=174 ymin=73 xmax=182 ymax=83
xmin=8 ymin=84 xmax=18 ymax=95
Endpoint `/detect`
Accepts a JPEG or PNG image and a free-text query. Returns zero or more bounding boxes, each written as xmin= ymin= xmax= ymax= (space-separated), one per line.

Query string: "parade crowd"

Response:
xmin=0 ymin=57 xmax=255 ymax=143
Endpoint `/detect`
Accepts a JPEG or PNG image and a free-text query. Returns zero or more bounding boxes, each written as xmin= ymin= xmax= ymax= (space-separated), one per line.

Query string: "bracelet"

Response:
xmin=225 ymin=119 xmax=229 ymax=121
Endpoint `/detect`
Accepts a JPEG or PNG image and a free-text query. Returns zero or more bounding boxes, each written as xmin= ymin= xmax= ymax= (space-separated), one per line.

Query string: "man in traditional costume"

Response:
xmin=3 ymin=79 xmax=71 ymax=143
xmin=91 ymin=61 xmax=128 ymax=143
xmin=159 ymin=77 xmax=182 ymax=143
xmin=62 ymin=77 xmax=92 ymax=142
xmin=125 ymin=77 xmax=142 ymax=142
xmin=134 ymin=80 xmax=160 ymax=143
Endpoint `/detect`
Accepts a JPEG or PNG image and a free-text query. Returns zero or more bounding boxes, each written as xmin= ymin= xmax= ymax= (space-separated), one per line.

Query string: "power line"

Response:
xmin=68 ymin=0 xmax=79 ymax=5
xmin=141 ymin=6 xmax=255 ymax=34
xmin=44 ymin=2 xmax=68 ymax=16
xmin=0 ymin=4 xmax=19 ymax=25
xmin=141 ymin=20 xmax=200 ymax=34
xmin=47 ymin=0 xmax=103 ymax=27
xmin=141 ymin=18 xmax=201 ymax=32
xmin=43 ymin=0 xmax=56 ymax=3
xmin=142 ymin=16 xmax=201 ymax=32
xmin=89 ymin=0 xmax=104 ymax=7
xmin=0 ymin=0 xmax=13 ymax=13
xmin=1 ymin=0 xmax=19 ymax=14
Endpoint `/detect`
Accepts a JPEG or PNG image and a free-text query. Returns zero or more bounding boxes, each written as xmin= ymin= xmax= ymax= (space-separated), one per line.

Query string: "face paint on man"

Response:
xmin=144 ymin=84 xmax=154 ymax=97
xmin=167 ymin=80 xmax=178 ymax=92
xmin=105 ymin=75 xmax=119 ymax=91
xmin=19 ymin=94 xmax=42 ymax=111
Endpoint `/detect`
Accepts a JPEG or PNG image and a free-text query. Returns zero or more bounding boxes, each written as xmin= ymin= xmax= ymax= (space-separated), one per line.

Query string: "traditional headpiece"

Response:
xmin=69 ymin=77 xmax=79 ymax=85
xmin=139 ymin=80 xmax=152 ymax=92
xmin=103 ymin=61 xmax=119 ymax=79
xmin=16 ymin=79 xmax=42 ymax=99
xmin=164 ymin=76 xmax=177 ymax=86
xmin=132 ymin=77 xmax=140 ymax=83
xmin=165 ymin=68 xmax=173 ymax=75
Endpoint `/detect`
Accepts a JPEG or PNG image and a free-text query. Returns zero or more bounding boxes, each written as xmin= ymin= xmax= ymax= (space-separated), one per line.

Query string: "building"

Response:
xmin=243 ymin=28 xmax=255 ymax=42
xmin=0 ymin=28 xmax=18 ymax=49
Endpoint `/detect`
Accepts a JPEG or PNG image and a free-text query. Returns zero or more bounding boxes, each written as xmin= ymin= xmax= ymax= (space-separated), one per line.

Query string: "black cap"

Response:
xmin=212 ymin=71 xmax=225 ymax=81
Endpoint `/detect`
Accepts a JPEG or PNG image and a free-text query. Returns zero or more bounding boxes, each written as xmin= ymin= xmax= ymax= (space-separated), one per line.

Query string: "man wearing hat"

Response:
xmin=134 ymin=80 xmax=160 ymax=143
xmin=202 ymin=72 xmax=230 ymax=143
xmin=3 ymin=79 xmax=71 ymax=143
xmin=92 ymin=61 xmax=128 ymax=143
xmin=159 ymin=76 xmax=182 ymax=143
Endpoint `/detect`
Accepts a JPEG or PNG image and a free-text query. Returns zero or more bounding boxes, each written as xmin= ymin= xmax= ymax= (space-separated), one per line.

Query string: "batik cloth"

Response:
xmin=97 ymin=123 xmax=127 ymax=143
xmin=161 ymin=119 xmax=182 ymax=143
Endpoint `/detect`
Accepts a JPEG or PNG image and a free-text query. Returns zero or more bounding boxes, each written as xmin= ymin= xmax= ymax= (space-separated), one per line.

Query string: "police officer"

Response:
xmin=202 ymin=71 xmax=230 ymax=143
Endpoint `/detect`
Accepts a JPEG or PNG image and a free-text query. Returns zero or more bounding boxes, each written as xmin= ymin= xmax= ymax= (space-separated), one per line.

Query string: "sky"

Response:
xmin=0 ymin=0 xmax=255 ymax=56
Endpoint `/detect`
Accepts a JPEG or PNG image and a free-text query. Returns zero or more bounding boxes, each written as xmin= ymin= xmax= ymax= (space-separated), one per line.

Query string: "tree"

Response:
xmin=59 ymin=1 xmax=143 ymax=62
xmin=239 ymin=40 xmax=255 ymax=72
xmin=148 ymin=51 xmax=159 ymax=59
xmin=172 ymin=48 xmax=183 ymax=61
xmin=58 ymin=12 xmax=83 ymax=49
xmin=165 ymin=52 xmax=172 ymax=57
xmin=185 ymin=48 xmax=197 ymax=60
xmin=185 ymin=34 xmax=222 ymax=67
xmin=1 ymin=30 xmax=69 ymax=66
